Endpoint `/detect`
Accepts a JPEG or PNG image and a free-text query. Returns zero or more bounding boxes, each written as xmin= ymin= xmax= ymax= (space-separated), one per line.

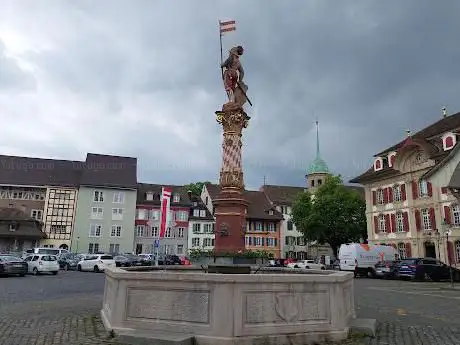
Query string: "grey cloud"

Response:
xmin=0 ymin=40 xmax=36 ymax=91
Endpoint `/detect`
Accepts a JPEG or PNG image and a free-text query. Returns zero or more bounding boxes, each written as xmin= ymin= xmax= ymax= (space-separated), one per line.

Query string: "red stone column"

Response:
xmin=213 ymin=106 xmax=250 ymax=254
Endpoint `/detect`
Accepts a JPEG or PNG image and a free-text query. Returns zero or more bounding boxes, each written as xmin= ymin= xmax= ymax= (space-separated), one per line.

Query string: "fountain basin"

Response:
xmin=101 ymin=266 xmax=355 ymax=345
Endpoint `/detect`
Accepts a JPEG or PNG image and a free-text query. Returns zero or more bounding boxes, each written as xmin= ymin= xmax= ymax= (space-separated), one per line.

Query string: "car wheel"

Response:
xmin=52 ymin=271 xmax=58 ymax=275
xmin=294 ymin=265 xmax=299 ymax=268
xmin=321 ymin=267 xmax=325 ymax=270
xmin=424 ymin=273 xmax=431 ymax=281
xmin=77 ymin=265 xmax=82 ymax=271
xmin=305 ymin=266 xmax=310 ymax=269
xmin=33 ymin=267 xmax=39 ymax=275
xmin=94 ymin=265 xmax=100 ymax=273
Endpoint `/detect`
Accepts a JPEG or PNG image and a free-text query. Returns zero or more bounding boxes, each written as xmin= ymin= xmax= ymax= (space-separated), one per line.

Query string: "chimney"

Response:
xmin=187 ymin=190 xmax=193 ymax=200
xmin=442 ymin=106 xmax=448 ymax=118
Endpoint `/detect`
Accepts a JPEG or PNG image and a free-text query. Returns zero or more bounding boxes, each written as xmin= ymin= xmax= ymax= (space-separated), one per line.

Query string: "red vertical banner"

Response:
xmin=159 ymin=187 xmax=172 ymax=238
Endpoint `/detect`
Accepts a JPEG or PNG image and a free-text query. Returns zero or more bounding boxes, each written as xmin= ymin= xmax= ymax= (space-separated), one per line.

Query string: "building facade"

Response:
xmin=71 ymin=154 xmax=138 ymax=254
xmin=351 ymin=109 xmax=460 ymax=265
xmin=188 ymin=197 xmax=215 ymax=253
xmin=135 ymin=184 xmax=191 ymax=256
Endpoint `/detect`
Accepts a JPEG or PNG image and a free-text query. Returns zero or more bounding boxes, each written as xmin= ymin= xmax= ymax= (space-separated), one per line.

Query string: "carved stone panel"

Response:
xmin=126 ymin=288 xmax=210 ymax=324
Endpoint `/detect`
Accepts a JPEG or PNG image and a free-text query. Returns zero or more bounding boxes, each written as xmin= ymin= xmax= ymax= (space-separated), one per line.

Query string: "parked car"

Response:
xmin=374 ymin=260 xmax=400 ymax=279
xmin=164 ymin=255 xmax=182 ymax=265
xmin=77 ymin=254 xmax=115 ymax=272
xmin=23 ymin=254 xmax=59 ymax=275
xmin=114 ymin=254 xmax=143 ymax=267
xmin=180 ymin=256 xmax=191 ymax=265
xmin=22 ymin=247 xmax=68 ymax=259
xmin=287 ymin=259 xmax=326 ymax=270
xmin=398 ymin=257 xmax=457 ymax=281
xmin=138 ymin=254 xmax=153 ymax=265
xmin=0 ymin=255 xmax=28 ymax=277
xmin=58 ymin=253 xmax=85 ymax=270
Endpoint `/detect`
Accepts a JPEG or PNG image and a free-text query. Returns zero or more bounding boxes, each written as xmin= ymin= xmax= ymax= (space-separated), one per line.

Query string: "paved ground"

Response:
xmin=1 ymin=271 xmax=460 ymax=344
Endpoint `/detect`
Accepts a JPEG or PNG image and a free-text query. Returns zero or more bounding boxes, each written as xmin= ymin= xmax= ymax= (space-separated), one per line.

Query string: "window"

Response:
xmin=89 ymin=224 xmax=102 ymax=237
xmin=164 ymin=227 xmax=172 ymax=238
xmin=112 ymin=208 xmax=123 ymax=220
xmin=111 ymin=225 xmax=122 ymax=237
xmin=176 ymin=211 xmax=188 ymax=221
xmin=109 ymin=244 xmax=120 ymax=254
xmin=203 ymin=238 xmax=214 ymax=247
xmin=297 ymin=237 xmax=305 ymax=246
xmin=266 ymin=238 xmax=277 ymax=247
xmin=287 ymin=221 xmax=293 ymax=231
xmin=31 ymin=209 xmax=43 ymax=220
xmin=268 ymin=210 xmax=274 ymax=215
xmin=204 ymin=224 xmax=213 ymax=233
xmin=192 ymin=238 xmax=200 ymax=247
xmin=177 ymin=244 xmax=184 ymax=254
xmin=456 ymin=241 xmax=460 ymax=263
xmin=393 ymin=184 xmax=402 ymax=202
xmin=93 ymin=191 xmax=104 ymax=202
xmin=378 ymin=215 xmax=386 ymax=232
xmin=245 ymin=236 xmax=253 ymax=246
xmin=200 ymin=210 xmax=206 ymax=217
xmin=136 ymin=225 xmax=145 ymax=237
xmin=419 ymin=180 xmax=428 ymax=197
xmin=177 ymin=227 xmax=185 ymax=238
xmin=452 ymin=205 xmax=460 ymax=226
xmin=146 ymin=192 xmax=154 ymax=201
xmin=173 ymin=194 xmax=180 ymax=202
xmin=193 ymin=223 xmax=201 ymax=234
xmin=268 ymin=223 xmax=275 ymax=232
xmin=376 ymin=189 xmax=384 ymax=204
xmin=285 ymin=236 xmax=295 ymax=245
xmin=137 ymin=209 xmax=146 ymax=220
xmin=91 ymin=207 xmax=103 ymax=219
xmin=255 ymin=222 xmax=263 ymax=231
xmin=151 ymin=226 xmax=159 ymax=237
xmin=193 ymin=209 xmax=200 ymax=217
xmin=421 ymin=208 xmax=431 ymax=230
xmin=397 ymin=243 xmax=407 ymax=259
xmin=88 ymin=243 xmax=99 ymax=254
xmin=50 ymin=225 xmax=66 ymax=234
xmin=113 ymin=192 xmax=125 ymax=204
xmin=415 ymin=152 xmax=423 ymax=164
xmin=254 ymin=237 xmax=262 ymax=246
xmin=151 ymin=210 xmax=160 ymax=220
xmin=311 ymin=180 xmax=315 ymax=187
xmin=9 ymin=223 xmax=16 ymax=231
xmin=396 ymin=212 xmax=404 ymax=232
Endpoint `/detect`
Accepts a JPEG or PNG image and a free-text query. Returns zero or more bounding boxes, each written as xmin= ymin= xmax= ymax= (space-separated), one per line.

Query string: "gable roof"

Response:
xmin=0 ymin=207 xmax=46 ymax=238
xmin=79 ymin=153 xmax=137 ymax=189
xmin=204 ymin=183 xmax=220 ymax=199
xmin=136 ymin=183 xmax=192 ymax=207
xmin=260 ymin=185 xmax=305 ymax=206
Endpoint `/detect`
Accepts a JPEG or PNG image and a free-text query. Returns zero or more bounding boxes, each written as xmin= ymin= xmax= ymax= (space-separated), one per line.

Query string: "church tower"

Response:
xmin=306 ymin=121 xmax=330 ymax=192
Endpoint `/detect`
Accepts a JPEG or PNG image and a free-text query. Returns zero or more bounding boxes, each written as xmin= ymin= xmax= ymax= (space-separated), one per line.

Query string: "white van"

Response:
xmin=338 ymin=243 xmax=398 ymax=276
xmin=22 ymin=247 xmax=69 ymax=258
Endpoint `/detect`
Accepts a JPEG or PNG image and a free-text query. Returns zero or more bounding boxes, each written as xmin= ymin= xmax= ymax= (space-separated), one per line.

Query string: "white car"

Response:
xmin=287 ymin=260 xmax=326 ymax=270
xmin=24 ymin=254 xmax=60 ymax=275
xmin=77 ymin=254 xmax=115 ymax=272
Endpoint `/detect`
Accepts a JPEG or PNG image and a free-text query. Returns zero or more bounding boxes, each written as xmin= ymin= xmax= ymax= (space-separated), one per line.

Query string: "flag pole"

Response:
xmin=219 ymin=20 xmax=224 ymax=79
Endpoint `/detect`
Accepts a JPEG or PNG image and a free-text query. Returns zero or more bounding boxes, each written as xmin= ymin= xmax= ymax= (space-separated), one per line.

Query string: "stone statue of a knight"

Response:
xmin=221 ymin=46 xmax=248 ymax=108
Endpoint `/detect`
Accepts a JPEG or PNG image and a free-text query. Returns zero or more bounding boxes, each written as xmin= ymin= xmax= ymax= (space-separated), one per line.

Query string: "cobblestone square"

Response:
xmin=2 ymin=272 xmax=460 ymax=344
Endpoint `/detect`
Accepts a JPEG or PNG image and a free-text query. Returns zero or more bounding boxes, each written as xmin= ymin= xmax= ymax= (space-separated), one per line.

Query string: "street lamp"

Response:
xmin=440 ymin=219 xmax=454 ymax=287
xmin=75 ymin=236 xmax=80 ymax=253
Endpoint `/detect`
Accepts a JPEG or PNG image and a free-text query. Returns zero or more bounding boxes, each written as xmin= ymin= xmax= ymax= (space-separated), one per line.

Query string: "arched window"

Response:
xmin=397 ymin=243 xmax=407 ymax=259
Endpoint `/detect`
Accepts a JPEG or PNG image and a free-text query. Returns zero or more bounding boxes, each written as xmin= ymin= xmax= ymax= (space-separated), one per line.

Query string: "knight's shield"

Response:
xmin=274 ymin=294 xmax=299 ymax=322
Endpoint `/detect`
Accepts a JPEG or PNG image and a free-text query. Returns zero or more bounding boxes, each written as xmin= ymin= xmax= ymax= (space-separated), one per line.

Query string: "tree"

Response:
xmin=184 ymin=181 xmax=211 ymax=197
xmin=291 ymin=175 xmax=366 ymax=257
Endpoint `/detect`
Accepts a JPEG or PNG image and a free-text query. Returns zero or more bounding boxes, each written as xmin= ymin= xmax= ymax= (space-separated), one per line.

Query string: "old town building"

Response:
xmin=351 ymin=109 xmax=460 ymax=265
xmin=188 ymin=196 xmax=215 ymax=253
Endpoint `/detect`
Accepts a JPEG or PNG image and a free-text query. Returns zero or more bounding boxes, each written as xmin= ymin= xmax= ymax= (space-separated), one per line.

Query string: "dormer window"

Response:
xmin=146 ymin=192 xmax=154 ymax=201
xmin=268 ymin=210 xmax=274 ymax=215
xmin=374 ymin=157 xmax=383 ymax=171
xmin=388 ymin=152 xmax=397 ymax=168
xmin=193 ymin=209 xmax=199 ymax=217
xmin=200 ymin=210 xmax=206 ymax=217
xmin=9 ymin=223 xmax=17 ymax=231
xmin=173 ymin=194 xmax=180 ymax=202
xmin=443 ymin=132 xmax=456 ymax=151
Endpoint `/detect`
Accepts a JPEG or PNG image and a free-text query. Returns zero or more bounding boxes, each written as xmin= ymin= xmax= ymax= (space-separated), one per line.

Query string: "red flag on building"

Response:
xmin=219 ymin=20 xmax=236 ymax=34
xmin=159 ymin=187 xmax=172 ymax=238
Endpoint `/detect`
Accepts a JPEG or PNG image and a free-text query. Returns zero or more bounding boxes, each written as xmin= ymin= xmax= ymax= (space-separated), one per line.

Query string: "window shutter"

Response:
xmin=401 ymin=184 xmax=407 ymax=201
xmin=412 ymin=181 xmax=418 ymax=200
xmin=441 ymin=187 xmax=448 ymax=194
xmin=385 ymin=214 xmax=390 ymax=232
xmin=390 ymin=214 xmax=396 ymax=232
xmin=405 ymin=243 xmax=412 ymax=257
xmin=429 ymin=208 xmax=436 ymax=229
xmin=374 ymin=216 xmax=379 ymax=233
xmin=388 ymin=187 xmax=393 ymax=203
xmin=372 ymin=191 xmax=377 ymax=205
xmin=447 ymin=241 xmax=455 ymax=265
xmin=261 ymin=238 xmax=265 ymax=246
xmin=415 ymin=210 xmax=421 ymax=231
xmin=383 ymin=188 xmax=389 ymax=203
xmin=403 ymin=212 xmax=409 ymax=232
xmin=427 ymin=182 xmax=433 ymax=197
xmin=444 ymin=206 xmax=452 ymax=224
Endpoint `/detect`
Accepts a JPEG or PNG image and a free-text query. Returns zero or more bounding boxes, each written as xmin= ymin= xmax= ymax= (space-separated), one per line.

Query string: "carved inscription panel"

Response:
xmin=245 ymin=291 xmax=330 ymax=324
xmin=127 ymin=288 xmax=210 ymax=324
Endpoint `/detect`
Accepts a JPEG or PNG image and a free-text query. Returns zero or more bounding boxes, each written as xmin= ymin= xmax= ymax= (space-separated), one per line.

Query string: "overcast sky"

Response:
xmin=1 ymin=1 xmax=460 ymax=190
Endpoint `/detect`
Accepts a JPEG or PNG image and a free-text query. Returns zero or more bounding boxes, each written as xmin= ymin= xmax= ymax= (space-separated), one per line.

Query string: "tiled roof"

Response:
xmin=260 ymin=185 xmax=305 ymax=206
xmin=448 ymin=161 xmax=460 ymax=188
xmin=0 ymin=208 xmax=46 ymax=238
xmin=350 ymin=112 xmax=460 ymax=184
xmin=136 ymin=183 xmax=192 ymax=207
xmin=204 ymin=183 xmax=220 ymax=199
xmin=79 ymin=153 xmax=137 ymax=189
xmin=189 ymin=198 xmax=214 ymax=221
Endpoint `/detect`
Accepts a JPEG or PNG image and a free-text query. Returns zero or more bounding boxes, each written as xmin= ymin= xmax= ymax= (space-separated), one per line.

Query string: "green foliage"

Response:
xmin=184 ymin=181 xmax=211 ymax=197
xmin=291 ymin=175 xmax=366 ymax=256
xmin=188 ymin=248 xmax=274 ymax=259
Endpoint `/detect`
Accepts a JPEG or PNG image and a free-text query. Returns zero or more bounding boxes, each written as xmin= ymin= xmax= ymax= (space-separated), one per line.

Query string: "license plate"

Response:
xmin=401 ymin=266 xmax=408 ymax=269
xmin=14 ymin=264 xmax=23 ymax=268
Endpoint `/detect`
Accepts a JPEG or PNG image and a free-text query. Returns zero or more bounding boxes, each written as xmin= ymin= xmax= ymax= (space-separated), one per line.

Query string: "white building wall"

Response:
xmin=187 ymin=220 xmax=215 ymax=253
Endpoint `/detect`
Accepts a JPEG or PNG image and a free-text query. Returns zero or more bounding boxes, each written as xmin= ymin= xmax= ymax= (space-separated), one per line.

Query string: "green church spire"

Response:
xmin=307 ymin=121 xmax=330 ymax=175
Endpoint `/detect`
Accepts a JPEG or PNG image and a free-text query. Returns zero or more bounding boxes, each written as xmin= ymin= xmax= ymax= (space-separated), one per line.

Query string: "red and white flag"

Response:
xmin=220 ymin=20 xmax=236 ymax=34
xmin=159 ymin=187 xmax=172 ymax=238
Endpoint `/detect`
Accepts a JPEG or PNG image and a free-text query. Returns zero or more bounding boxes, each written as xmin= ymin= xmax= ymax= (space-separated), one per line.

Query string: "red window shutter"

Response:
xmin=401 ymin=184 xmax=407 ymax=200
xmin=405 ymin=243 xmax=412 ymax=257
xmin=441 ymin=187 xmax=448 ymax=194
xmin=372 ymin=191 xmax=376 ymax=205
xmin=415 ymin=210 xmax=421 ymax=231
xmin=427 ymin=182 xmax=433 ymax=197
xmin=444 ymin=206 xmax=452 ymax=224
xmin=385 ymin=214 xmax=390 ymax=232
xmin=388 ymin=187 xmax=393 ymax=203
xmin=374 ymin=216 xmax=379 ymax=233
xmin=390 ymin=214 xmax=396 ymax=232
xmin=403 ymin=212 xmax=409 ymax=232
xmin=383 ymin=188 xmax=389 ymax=203
xmin=447 ymin=241 xmax=454 ymax=265
xmin=412 ymin=181 xmax=418 ymax=200
xmin=429 ymin=208 xmax=436 ymax=229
